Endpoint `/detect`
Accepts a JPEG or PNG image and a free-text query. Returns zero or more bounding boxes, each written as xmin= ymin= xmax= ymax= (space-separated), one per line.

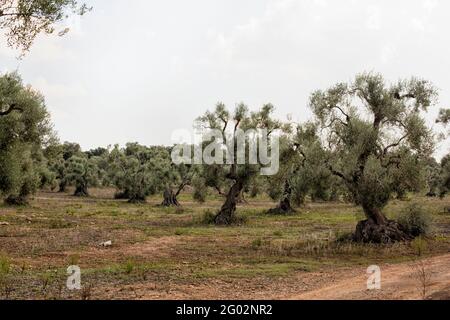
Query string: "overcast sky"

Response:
xmin=1 ymin=0 xmax=449 ymax=157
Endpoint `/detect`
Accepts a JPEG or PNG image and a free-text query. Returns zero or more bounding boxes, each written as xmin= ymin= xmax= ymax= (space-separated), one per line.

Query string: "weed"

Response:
xmin=196 ymin=210 xmax=216 ymax=225
xmin=68 ymin=254 xmax=80 ymax=266
xmin=0 ymin=254 xmax=12 ymax=299
xmin=124 ymin=260 xmax=135 ymax=274
xmin=81 ymin=284 xmax=93 ymax=300
xmin=411 ymin=236 xmax=428 ymax=257
xmin=273 ymin=230 xmax=283 ymax=237
xmin=397 ymin=203 xmax=433 ymax=237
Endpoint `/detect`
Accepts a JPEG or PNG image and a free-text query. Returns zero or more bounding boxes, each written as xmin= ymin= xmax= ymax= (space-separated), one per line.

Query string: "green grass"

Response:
xmin=0 ymin=189 xmax=449 ymax=299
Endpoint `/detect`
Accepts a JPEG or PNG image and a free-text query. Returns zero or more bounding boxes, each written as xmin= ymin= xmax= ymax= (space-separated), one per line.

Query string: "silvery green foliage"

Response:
xmin=0 ymin=0 xmax=91 ymax=53
xmin=108 ymin=144 xmax=161 ymax=202
xmin=196 ymin=103 xmax=285 ymax=223
xmin=66 ymin=155 xmax=99 ymax=197
xmin=108 ymin=143 xmax=192 ymax=204
xmin=310 ymin=72 xmax=438 ymax=223
xmin=0 ymin=72 xmax=52 ymax=204
xmin=45 ymin=142 xmax=83 ymax=192
xmin=439 ymin=154 xmax=450 ymax=197
xmin=267 ymin=121 xmax=336 ymax=211
xmin=397 ymin=203 xmax=432 ymax=237
xmin=437 ymin=109 xmax=450 ymax=125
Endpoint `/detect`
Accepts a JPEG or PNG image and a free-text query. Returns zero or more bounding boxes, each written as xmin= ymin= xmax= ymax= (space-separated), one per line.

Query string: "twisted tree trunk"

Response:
xmin=74 ymin=184 xmax=89 ymax=197
xmin=268 ymin=181 xmax=296 ymax=214
xmin=128 ymin=195 xmax=146 ymax=204
xmin=214 ymin=180 xmax=244 ymax=225
xmin=161 ymin=188 xmax=180 ymax=207
xmin=58 ymin=180 xmax=67 ymax=193
xmin=354 ymin=203 xmax=410 ymax=243
xmin=5 ymin=195 xmax=29 ymax=206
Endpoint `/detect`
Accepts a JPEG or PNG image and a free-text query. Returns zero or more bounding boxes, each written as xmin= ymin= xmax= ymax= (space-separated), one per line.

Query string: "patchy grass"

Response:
xmin=0 ymin=189 xmax=448 ymax=299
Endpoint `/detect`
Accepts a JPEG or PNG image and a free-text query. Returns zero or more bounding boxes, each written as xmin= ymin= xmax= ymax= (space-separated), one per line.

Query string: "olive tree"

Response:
xmin=45 ymin=142 xmax=82 ymax=192
xmin=186 ymin=146 xmax=228 ymax=203
xmin=108 ymin=143 xmax=194 ymax=205
xmin=66 ymin=155 xmax=98 ymax=197
xmin=195 ymin=103 xmax=283 ymax=225
xmin=0 ymin=72 xmax=52 ymax=205
xmin=160 ymin=161 xmax=197 ymax=207
xmin=267 ymin=122 xmax=332 ymax=214
xmin=86 ymin=147 xmax=110 ymax=187
xmin=0 ymin=0 xmax=90 ymax=53
xmin=437 ymin=109 xmax=450 ymax=125
xmin=438 ymin=154 xmax=450 ymax=197
xmin=309 ymin=72 xmax=438 ymax=243
xmin=108 ymin=143 xmax=158 ymax=203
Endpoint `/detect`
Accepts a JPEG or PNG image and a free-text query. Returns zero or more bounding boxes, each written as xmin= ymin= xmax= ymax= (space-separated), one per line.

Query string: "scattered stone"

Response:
xmin=100 ymin=240 xmax=112 ymax=247
xmin=0 ymin=222 xmax=10 ymax=226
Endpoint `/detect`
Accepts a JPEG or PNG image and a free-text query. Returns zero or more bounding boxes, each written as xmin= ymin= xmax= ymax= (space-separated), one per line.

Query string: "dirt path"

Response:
xmin=286 ymin=254 xmax=450 ymax=300
xmin=95 ymin=254 xmax=450 ymax=300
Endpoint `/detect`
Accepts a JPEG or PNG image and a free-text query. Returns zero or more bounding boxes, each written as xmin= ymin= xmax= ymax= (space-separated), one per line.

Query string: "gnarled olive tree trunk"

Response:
xmin=214 ymin=180 xmax=244 ymax=225
xmin=161 ymin=188 xmax=180 ymax=207
xmin=5 ymin=195 xmax=29 ymax=206
xmin=353 ymin=200 xmax=410 ymax=243
xmin=58 ymin=180 xmax=67 ymax=193
xmin=128 ymin=195 xmax=146 ymax=204
xmin=74 ymin=184 xmax=89 ymax=197
xmin=268 ymin=181 xmax=295 ymax=214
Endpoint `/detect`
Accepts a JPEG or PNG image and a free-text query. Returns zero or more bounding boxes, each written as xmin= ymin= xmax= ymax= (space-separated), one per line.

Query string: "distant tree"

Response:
xmin=267 ymin=122 xmax=331 ymax=214
xmin=66 ymin=155 xmax=98 ymax=197
xmin=422 ymin=157 xmax=441 ymax=197
xmin=439 ymin=154 xmax=450 ymax=197
xmin=85 ymin=147 xmax=108 ymax=158
xmin=86 ymin=147 xmax=110 ymax=187
xmin=108 ymin=143 xmax=194 ymax=205
xmin=45 ymin=142 xmax=82 ymax=192
xmin=310 ymin=72 xmax=438 ymax=243
xmin=0 ymin=0 xmax=91 ymax=53
xmin=436 ymin=108 xmax=450 ymax=125
xmin=196 ymin=103 xmax=283 ymax=224
xmin=191 ymin=174 xmax=208 ymax=203
xmin=108 ymin=143 xmax=158 ymax=203
xmin=0 ymin=72 xmax=53 ymax=205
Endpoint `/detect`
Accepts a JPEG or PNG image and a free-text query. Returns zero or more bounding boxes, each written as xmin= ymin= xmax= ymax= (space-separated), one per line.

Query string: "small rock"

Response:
xmin=0 ymin=222 xmax=10 ymax=226
xmin=100 ymin=240 xmax=112 ymax=247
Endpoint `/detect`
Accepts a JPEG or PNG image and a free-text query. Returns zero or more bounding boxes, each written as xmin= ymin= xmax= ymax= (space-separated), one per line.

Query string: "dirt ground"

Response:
xmin=93 ymin=254 xmax=450 ymax=300
xmin=0 ymin=189 xmax=449 ymax=300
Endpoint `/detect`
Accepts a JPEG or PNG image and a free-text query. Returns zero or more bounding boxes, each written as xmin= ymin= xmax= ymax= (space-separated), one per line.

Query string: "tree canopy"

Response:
xmin=0 ymin=0 xmax=90 ymax=53
xmin=310 ymin=72 xmax=438 ymax=242
xmin=0 ymin=72 xmax=53 ymax=204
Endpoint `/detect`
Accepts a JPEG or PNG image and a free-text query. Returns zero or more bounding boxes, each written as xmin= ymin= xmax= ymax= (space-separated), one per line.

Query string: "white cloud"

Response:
xmin=366 ymin=6 xmax=381 ymax=30
xmin=1 ymin=0 xmax=448 ymax=159
xmin=32 ymin=77 xmax=88 ymax=101
xmin=423 ymin=0 xmax=439 ymax=12
xmin=380 ymin=45 xmax=397 ymax=64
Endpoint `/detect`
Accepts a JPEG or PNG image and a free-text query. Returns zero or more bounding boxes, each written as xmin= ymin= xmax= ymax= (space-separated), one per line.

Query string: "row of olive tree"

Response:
xmin=2 ymin=71 xmax=448 ymax=244
xmin=191 ymin=73 xmax=449 ymax=243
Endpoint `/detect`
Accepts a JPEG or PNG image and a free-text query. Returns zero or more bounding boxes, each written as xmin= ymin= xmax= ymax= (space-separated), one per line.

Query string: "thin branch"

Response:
xmin=383 ymin=134 xmax=408 ymax=156
xmin=329 ymin=105 xmax=351 ymax=124
xmin=0 ymin=104 xmax=23 ymax=116
xmin=327 ymin=162 xmax=351 ymax=184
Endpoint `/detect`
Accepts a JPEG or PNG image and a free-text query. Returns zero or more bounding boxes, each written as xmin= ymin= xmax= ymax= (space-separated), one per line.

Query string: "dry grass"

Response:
xmin=0 ymin=188 xmax=449 ymax=299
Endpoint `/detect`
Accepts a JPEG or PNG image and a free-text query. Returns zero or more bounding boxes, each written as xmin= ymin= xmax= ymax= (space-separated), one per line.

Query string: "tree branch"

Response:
xmin=0 ymin=103 xmax=23 ymax=116
xmin=327 ymin=163 xmax=351 ymax=184
xmin=333 ymin=105 xmax=351 ymax=123
xmin=382 ymin=134 xmax=408 ymax=156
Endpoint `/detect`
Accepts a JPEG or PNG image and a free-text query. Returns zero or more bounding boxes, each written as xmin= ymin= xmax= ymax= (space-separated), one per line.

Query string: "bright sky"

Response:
xmin=1 ymin=0 xmax=449 ymax=157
